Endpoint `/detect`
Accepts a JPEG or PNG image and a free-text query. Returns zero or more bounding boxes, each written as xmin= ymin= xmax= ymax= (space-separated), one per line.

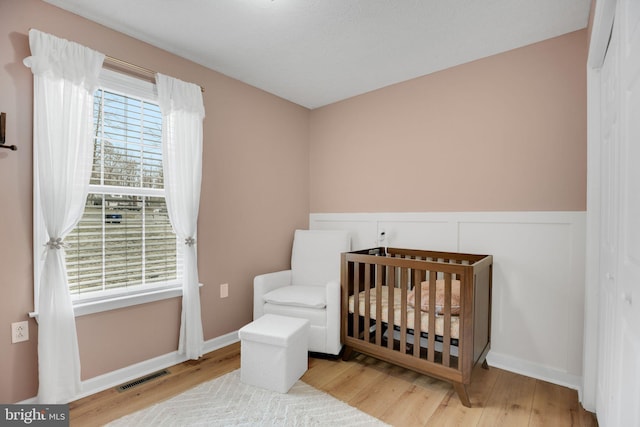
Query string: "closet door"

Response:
xmin=615 ymin=0 xmax=640 ymax=425
xmin=596 ymin=1 xmax=640 ymax=425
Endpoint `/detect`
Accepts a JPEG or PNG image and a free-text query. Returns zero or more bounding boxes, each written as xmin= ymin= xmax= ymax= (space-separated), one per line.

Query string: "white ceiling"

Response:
xmin=44 ymin=0 xmax=591 ymax=109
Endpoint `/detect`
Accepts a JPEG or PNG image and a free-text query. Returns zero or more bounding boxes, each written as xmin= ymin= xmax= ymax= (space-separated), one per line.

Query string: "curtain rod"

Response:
xmin=25 ymin=30 xmax=204 ymax=92
xmin=104 ymin=55 xmax=205 ymax=93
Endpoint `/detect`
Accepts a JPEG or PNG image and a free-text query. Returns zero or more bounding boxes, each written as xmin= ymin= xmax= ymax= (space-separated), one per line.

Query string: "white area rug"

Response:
xmin=107 ymin=369 xmax=390 ymax=426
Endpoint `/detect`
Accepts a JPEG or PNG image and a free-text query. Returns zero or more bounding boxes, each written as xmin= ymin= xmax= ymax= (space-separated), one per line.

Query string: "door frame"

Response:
xmin=582 ymin=0 xmax=617 ymax=412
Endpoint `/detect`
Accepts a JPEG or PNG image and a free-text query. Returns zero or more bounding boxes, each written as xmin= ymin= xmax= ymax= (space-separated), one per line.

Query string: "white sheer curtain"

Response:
xmin=156 ymin=73 xmax=205 ymax=359
xmin=24 ymin=29 xmax=104 ymax=403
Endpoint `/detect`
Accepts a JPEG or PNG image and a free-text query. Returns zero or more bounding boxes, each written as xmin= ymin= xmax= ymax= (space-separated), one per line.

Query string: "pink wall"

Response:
xmin=0 ymin=0 xmax=309 ymax=403
xmin=309 ymin=30 xmax=588 ymax=213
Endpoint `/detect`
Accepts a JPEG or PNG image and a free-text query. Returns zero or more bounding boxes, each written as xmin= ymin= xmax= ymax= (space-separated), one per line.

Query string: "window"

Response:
xmin=61 ymin=70 xmax=182 ymax=308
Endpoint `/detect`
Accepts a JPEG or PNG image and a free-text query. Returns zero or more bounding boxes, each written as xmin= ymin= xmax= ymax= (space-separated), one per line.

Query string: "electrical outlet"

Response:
xmin=11 ymin=321 xmax=29 ymax=344
xmin=220 ymin=283 xmax=229 ymax=298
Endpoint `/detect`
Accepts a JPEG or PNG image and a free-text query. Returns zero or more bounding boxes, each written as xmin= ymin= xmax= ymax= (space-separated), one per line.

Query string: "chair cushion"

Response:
xmin=263 ymin=304 xmax=327 ymax=327
xmin=263 ymin=285 xmax=326 ymax=309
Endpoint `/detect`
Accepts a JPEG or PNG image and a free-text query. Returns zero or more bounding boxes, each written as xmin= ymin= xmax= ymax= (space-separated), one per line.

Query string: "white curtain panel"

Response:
xmin=24 ymin=29 xmax=104 ymax=403
xmin=156 ymin=73 xmax=205 ymax=360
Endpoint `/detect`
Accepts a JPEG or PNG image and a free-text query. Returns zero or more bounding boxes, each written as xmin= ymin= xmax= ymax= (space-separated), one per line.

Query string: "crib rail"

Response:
xmin=341 ymin=247 xmax=493 ymax=405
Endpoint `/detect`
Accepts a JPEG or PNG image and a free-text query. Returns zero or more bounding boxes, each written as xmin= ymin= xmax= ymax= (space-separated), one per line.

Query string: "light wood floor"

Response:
xmin=69 ymin=342 xmax=597 ymax=426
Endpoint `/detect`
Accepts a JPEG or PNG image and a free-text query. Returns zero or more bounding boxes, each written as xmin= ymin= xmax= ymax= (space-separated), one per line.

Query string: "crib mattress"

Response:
xmin=348 ymin=285 xmax=460 ymax=339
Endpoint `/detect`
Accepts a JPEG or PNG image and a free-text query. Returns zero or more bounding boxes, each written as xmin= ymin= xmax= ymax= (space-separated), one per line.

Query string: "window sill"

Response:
xmin=29 ymin=283 xmax=202 ymax=320
xmin=73 ymin=286 xmax=185 ymax=317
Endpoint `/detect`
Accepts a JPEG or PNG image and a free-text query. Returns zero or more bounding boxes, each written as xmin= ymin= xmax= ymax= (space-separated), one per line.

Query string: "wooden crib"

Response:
xmin=340 ymin=247 xmax=493 ymax=407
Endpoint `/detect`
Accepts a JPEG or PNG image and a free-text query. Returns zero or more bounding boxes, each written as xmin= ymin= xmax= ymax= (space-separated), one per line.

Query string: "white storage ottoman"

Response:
xmin=238 ymin=314 xmax=310 ymax=393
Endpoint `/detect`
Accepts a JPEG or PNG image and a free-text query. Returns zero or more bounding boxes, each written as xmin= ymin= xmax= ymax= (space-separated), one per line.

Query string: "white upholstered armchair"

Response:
xmin=253 ymin=229 xmax=351 ymax=356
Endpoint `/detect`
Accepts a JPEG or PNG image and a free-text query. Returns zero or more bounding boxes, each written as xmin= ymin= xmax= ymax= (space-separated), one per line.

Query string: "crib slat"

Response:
xmin=413 ymin=268 xmax=422 ymax=358
xmin=443 ymin=272 xmax=452 ymax=367
xmin=387 ymin=266 xmax=395 ymax=350
xmin=427 ymin=270 xmax=437 ymax=362
xmin=375 ymin=264 xmax=383 ymax=346
xmin=400 ymin=267 xmax=408 ymax=353
xmin=353 ymin=262 xmax=360 ymax=340
xmin=364 ymin=263 xmax=371 ymax=343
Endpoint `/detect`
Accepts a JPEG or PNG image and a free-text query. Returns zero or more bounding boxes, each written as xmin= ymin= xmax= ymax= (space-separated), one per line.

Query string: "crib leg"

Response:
xmin=341 ymin=346 xmax=353 ymax=361
xmin=453 ymin=382 xmax=472 ymax=408
xmin=482 ymin=359 xmax=489 ymax=370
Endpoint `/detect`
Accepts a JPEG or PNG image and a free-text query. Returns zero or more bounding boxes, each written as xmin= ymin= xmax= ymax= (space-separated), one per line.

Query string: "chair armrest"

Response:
xmin=253 ymin=270 xmax=292 ymax=319
xmin=324 ymin=279 xmax=343 ymax=355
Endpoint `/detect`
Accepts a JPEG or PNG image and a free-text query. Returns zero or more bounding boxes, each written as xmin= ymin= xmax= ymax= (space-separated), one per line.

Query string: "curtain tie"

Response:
xmin=45 ymin=237 xmax=65 ymax=250
xmin=185 ymin=237 xmax=196 ymax=247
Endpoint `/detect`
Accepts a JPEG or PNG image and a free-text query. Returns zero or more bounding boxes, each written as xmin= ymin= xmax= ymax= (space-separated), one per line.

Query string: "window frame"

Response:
xmin=32 ymin=69 xmax=186 ymax=318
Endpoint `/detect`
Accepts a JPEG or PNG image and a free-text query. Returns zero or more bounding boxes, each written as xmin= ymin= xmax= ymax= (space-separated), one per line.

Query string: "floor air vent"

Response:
xmin=116 ymin=369 xmax=170 ymax=392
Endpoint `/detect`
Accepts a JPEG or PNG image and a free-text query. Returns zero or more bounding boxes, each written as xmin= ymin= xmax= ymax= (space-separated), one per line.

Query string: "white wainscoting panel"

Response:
xmin=310 ymin=211 xmax=586 ymax=391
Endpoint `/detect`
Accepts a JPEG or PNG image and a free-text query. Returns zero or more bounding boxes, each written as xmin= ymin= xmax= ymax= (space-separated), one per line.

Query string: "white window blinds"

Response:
xmin=65 ymin=85 xmax=180 ymax=299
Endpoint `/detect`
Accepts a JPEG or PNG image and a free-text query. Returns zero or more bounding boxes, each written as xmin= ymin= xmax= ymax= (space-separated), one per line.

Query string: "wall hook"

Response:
xmin=0 ymin=112 xmax=18 ymax=151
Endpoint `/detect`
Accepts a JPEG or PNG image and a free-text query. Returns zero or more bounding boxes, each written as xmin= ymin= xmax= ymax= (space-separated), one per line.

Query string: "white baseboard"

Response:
xmin=486 ymin=350 xmax=582 ymax=395
xmin=19 ymin=330 xmax=583 ymax=406
xmin=20 ymin=331 xmax=239 ymax=404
